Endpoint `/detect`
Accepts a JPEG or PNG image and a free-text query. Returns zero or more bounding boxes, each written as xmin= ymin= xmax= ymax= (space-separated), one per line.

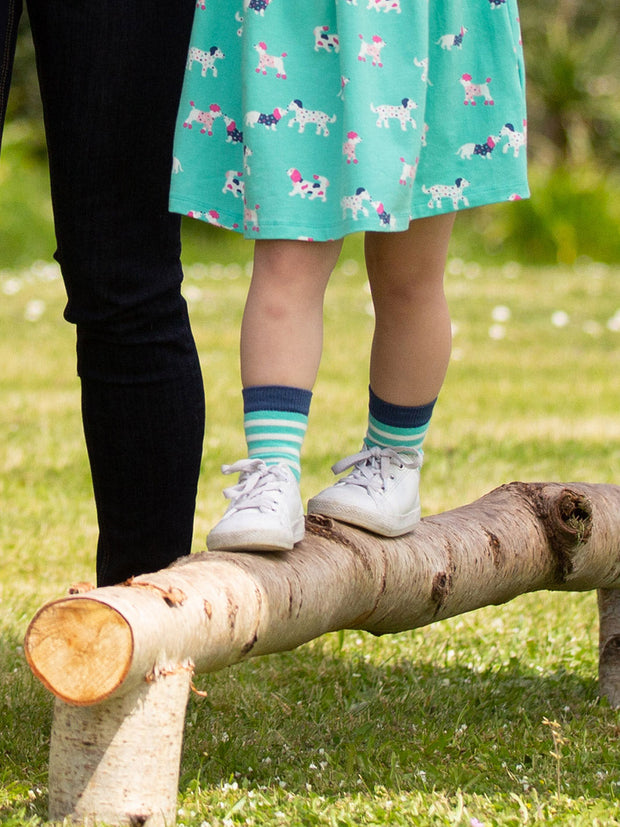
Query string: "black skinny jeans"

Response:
xmin=1 ymin=1 xmax=205 ymax=586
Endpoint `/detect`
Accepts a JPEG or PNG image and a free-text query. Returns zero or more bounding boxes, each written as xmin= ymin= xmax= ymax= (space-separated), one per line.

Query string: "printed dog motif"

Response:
xmin=287 ymin=169 xmax=329 ymax=201
xmin=399 ymin=156 xmax=419 ymax=186
xmin=244 ymin=0 xmax=273 ymax=14
xmin=244 ymin=107 xmax=286 ymax=129
xmin=243 ymin=145 xmax=253 ymax=174
xmin=372 ymin=201 xmax=397 ymax=227
xmin=186 ymin=46 xmax=225 ymax=77
xmin=183 ymin=101 xmax=223 ymax=135
xmin=436 ymin=26 xmax=467 ymax=50
xmin=460 ymin=74 xmax=494 ymax=106
xmin=314 ymin=25 xmax=340 ymax=53
xmin=254 ymin=42 xmax=287 ymax=78
xmin=244 ymin=203 xmax=260 ymax=232
xmin=358 ymin=34 xmax=386 ymax=67
xmin=423 ymin=178 xmax=470 ymax=209
xmin=343 ymin=131 xmax=362 ymax=164
xmin=341 ymin=187 xmax=372 ymax=220
xmin=371 ymin=98 xmax=417 ymax=130
xmin=187 ymin=209 xmax=223 ymax=227
xmin=456 ymin=135 xmax=498 ymax=160
xmin=223 ymin=115 xmax=243 ymax=144
xmin=367 ymin=0 xmax=401 ymax=12
xmin=222 ymin=170 xmax=244 ymax=198
xmin=499 ymin=122 xmax=526 ymax=157
xmin=413 ymin=56 xmax=431 ymax=85
xmin=288 ymin=100 xmax=336 ymax=136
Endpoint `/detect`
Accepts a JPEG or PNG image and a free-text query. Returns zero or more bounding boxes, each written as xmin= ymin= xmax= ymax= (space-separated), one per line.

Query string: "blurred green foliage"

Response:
xmin=3 ymin=9 xmax=45 ymax=159
xmin=520 ymin=0 xmax=620 ymax=169
xmin=1 ymin=1 xmax=620 ymax=265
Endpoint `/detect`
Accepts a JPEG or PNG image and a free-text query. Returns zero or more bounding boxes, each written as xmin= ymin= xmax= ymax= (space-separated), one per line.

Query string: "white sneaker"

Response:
xmin=207 ymin=459 xmax=305 ymax=551
xmin=307 ymin=446 xmax=423 ymax=537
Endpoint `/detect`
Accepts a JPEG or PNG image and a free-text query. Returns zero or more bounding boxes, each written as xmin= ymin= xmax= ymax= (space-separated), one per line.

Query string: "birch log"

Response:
xmin=24 ymin=481 xmax=620 ymax=825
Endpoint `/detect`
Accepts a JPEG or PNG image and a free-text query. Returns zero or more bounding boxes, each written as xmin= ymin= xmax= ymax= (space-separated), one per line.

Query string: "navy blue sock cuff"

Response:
xmin=368 ymin=386 xmax=436 ymax=429
xmin=243 ymin=385 xmax=313 ymax=415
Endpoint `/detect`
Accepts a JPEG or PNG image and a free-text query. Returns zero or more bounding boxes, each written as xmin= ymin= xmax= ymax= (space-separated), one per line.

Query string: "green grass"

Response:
xmin=1 ymin=245 xmax=620 ymax=825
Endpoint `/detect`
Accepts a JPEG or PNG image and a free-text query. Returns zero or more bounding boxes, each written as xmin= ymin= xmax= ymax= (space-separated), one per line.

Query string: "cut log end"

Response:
xmin=24 ymin=598 xmax=133 ymax=706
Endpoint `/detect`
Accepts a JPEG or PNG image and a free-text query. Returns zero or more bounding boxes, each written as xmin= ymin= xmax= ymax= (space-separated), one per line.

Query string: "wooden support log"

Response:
xmin=24 ymin=481 xmax=620 ymax=825
xmin=48 ymin=669 xmax=191 ymax=827
xmin=598 ymin=588 xmax=620 ymax=707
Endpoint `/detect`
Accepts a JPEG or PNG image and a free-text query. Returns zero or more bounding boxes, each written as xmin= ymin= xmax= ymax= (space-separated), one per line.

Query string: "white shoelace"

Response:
xmin=221 ymin=459 xmax=291 ymax=514
xmin=330 ymin=446 xmax=423 ymax=500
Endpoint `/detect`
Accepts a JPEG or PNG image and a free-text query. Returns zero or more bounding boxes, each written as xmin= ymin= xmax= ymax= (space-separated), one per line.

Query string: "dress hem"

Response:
xmin=170 ymin=181 xmax=530 ymax=241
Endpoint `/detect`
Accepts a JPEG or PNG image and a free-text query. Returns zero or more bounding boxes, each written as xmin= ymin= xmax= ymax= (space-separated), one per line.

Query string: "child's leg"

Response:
xmin=365 ymin=213 xmax=455 ymax=407
xmin=208 ymin=238 xmax=343 ymax=552
xmin=240 ymin=238 xmax=342 ymax=476
xmin=241 ymin=239 xmax=344 ymax=389
xmin=308 ymin=214 xmax=455 ymax=536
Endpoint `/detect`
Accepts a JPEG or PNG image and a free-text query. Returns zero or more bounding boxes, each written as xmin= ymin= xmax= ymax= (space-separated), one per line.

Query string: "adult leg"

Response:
xmin=27 ymin=0 xmax=205 ymax=585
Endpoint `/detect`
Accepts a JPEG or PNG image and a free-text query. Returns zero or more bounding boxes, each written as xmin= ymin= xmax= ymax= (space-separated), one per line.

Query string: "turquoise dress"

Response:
xmin=170 ymin=0 xmax=528 ymax=240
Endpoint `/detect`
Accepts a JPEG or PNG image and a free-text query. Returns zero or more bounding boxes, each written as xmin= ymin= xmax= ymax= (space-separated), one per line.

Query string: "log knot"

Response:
xmin=305 ymin=514 xmax=360 ymax=554
xmin=126 ymin=580 xmax=187 ymax=607
xmin=431 ymin=571 xmax=450 ymax=606
xmin=600 ymin=635 xmax=620 ymax=662
xmin=430 ymin=542 xmax=456 ymax=616
xmin=68 ymin=582 xmax=95 ymax=595
xmin=522 ymin=484 xmax=593 ymax=581
xmin=484 ymin=530 xmax=502 ymax=567
xmin=145 ymin=660 xmax=195 ymax=684
xmin=306 ymin=513 xmax=378 ymax=578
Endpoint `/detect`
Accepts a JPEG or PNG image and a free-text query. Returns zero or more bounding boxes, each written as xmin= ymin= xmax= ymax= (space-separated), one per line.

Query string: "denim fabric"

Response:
xmin=0 ymin=0 xmax=21 ymax=148
xmin=6 ymin=1 xmax=205 ymax=585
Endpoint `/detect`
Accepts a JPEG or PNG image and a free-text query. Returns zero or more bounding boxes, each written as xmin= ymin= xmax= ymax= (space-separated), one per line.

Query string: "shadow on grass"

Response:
xmin=1 ymin=626 xmax=617 ymax=822
xmin=179 ymin=643 xmax=615 ymax=801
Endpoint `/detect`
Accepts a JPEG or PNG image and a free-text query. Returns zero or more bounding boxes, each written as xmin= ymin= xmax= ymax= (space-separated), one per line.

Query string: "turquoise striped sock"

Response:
xmin=365 ymin=414 xmax=430 ymax=453
xmin=364 ymin=386 xmax=436 ymax=455
xmin=242 ymin=386 xmax=312 ymax=482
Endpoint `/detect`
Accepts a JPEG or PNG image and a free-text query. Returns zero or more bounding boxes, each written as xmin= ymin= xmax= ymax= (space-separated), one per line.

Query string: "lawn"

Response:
xmin=1 ymin=235 xmax=619 ymax=825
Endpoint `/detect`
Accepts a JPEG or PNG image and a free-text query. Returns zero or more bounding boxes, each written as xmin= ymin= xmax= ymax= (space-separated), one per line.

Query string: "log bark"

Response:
xmin=598 ymin=588 xmax=620 ymax=707
xmin=48 ymin=668 xmax=191 ymax=827
xmin=26 ymin=482 xmax=620 ymax=704
xmin=23 ymin=481 xmax=620 ymax=825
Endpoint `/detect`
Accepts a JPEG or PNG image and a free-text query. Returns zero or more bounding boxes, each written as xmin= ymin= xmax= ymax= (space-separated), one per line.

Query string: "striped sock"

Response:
xmin=242 ymin=385 xmax=312 ymax=482
xmin=364 ymin=386 xmax=436 ymax=455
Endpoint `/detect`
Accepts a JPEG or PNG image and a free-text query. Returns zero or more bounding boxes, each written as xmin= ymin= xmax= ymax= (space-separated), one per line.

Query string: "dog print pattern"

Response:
xmin=170 ymin=0 xmax=528 ymax=239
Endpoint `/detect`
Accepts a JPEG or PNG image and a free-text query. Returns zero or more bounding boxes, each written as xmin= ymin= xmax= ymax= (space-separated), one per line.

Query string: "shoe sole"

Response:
xmin=307 ymin=498 xmax=421 ymax=537
xmin=207 ymin=517 xmax=305 ymax=552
